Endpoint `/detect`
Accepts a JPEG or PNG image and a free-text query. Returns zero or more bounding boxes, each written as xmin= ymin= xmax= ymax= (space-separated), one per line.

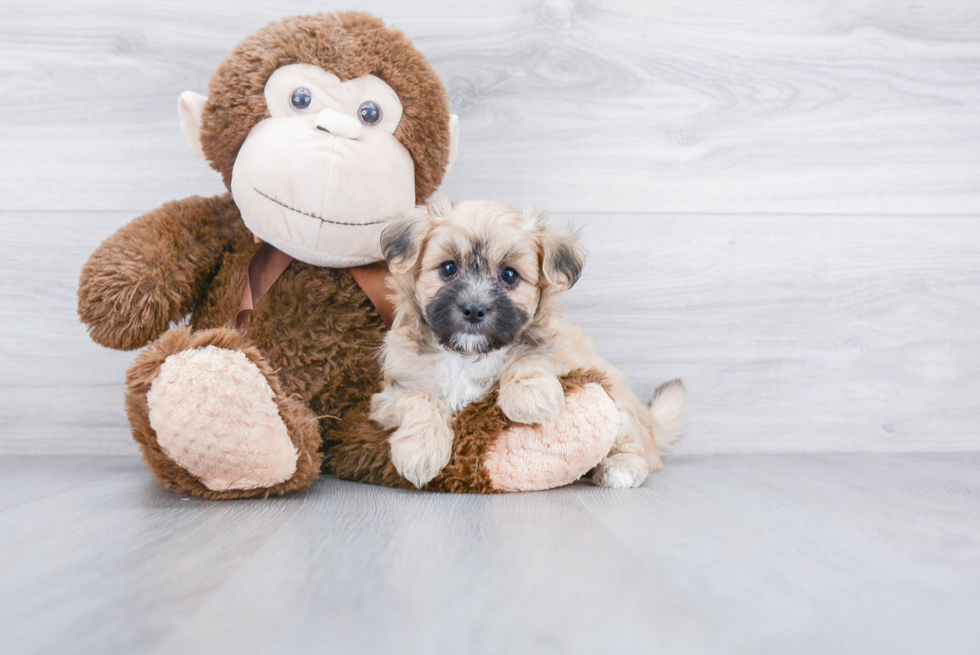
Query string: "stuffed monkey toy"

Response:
xmin=77 ymin=12 xmax=620 ymax=499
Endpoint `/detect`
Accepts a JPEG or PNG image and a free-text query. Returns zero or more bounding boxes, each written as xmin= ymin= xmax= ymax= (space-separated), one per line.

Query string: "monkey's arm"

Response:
xmin=78 ymin=194 xmax=239 ymax=350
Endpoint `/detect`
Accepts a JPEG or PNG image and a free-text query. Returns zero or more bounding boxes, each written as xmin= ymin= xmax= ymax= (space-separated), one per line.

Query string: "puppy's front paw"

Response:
xmin=498 ymin=374 xmax=565 ymax=425
xmin=388 ymin=422 xmax=454 ymax=488
xmin=592 ymin=453 xmax=649 ymax=489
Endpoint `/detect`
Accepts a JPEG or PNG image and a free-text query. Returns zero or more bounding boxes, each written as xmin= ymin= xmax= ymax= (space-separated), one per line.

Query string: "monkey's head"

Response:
xmin=178 ymin=12 xmax=459 ymax=267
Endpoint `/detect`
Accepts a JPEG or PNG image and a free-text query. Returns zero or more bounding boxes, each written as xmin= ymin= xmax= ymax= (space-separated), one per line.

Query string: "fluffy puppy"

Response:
xmin=372 ymin=196 xmax=686 ymax=489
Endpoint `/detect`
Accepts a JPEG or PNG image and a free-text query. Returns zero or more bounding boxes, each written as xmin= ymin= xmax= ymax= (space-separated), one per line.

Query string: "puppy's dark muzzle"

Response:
xmin=425 ymin=276 xmax=527 ymax=353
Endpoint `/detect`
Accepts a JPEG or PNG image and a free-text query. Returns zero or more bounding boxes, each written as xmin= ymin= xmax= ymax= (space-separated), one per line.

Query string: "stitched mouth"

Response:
xmin=253 ymin=188 xmax=387 ymax=227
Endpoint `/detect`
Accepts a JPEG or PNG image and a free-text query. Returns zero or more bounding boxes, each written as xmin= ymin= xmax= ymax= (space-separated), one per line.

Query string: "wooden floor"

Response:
xmin=1 ymin=453 xmax=978 ymax=654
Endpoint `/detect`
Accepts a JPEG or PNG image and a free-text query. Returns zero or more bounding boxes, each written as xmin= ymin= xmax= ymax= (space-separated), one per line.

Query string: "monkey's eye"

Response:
xmin=358 ymin=101 xmax=382 ymax=125
xmin=439 ymin=261 xmax=459 ymax=279
xmin=499 ymin=267 xmax=520 ymax=287
xmin=290 ymin=87 xmax=312 ymax=112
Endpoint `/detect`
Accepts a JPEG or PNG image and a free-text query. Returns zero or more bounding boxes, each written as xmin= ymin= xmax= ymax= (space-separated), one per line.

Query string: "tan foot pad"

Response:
xmin=147 ymin=346 xmax=298 ymax=491
xmin=484 ymin=382 xmax=619 ymax=492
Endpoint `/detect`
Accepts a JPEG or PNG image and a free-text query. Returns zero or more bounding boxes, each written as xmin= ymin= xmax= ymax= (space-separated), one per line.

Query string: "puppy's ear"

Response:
xmin=381 ymin=212 xmax=426 ymax=274
xmin=527 ymin=208 xmax=585 ymax=292
xmin=381 ymin=201 xmax=442 ymax=275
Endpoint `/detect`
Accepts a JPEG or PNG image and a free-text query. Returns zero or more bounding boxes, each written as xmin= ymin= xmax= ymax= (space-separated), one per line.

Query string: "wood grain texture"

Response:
xmin=0 ymin=0 xmax=978 ymax=213
xmin=3 ymin=211 xmax=978 ymax=454
xmin=1 ymin=453 xmax=977 ymax=654
xmin=563 ymin=212 xmax=980 ymax=453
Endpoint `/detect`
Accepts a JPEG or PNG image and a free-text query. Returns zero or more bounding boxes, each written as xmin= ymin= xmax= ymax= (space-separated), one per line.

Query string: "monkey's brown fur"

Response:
xmin=80 ymin=193 xmax=398 ymax=498
xmin=202 ymin=12 xmax=451 ymax=201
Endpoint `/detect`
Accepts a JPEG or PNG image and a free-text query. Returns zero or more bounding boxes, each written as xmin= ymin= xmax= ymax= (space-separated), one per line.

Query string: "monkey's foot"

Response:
xmin=147 ymin=345 xmax=298 ymax=491
xmin=128 ymin=327 xmax=323 ymax=498
xmin=483 ymin=380 xmax=619 ymax=492
xmin=330 ymin=369 xmax=620 ymax=494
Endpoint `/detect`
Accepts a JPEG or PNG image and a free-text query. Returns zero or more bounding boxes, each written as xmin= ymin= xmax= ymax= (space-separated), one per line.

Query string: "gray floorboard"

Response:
xmin=1 ymin=453 xmax=977 ymax=655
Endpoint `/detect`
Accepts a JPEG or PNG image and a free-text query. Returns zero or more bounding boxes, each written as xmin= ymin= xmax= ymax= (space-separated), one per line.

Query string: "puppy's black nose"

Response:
xmin=460 ymin=302 xmax=488 ymax=324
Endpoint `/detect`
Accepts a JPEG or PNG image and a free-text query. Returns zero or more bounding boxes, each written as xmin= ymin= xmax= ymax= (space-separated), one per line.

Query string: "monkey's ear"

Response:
xmin=381 ymin=207 xmax=433 ymax=275
xmin=446 ymin=114 xmax=460 ymax=173
xmin=536 ymin=216 xmax=586 ymax=293
xmin=178 ymin=91 xmax=208 ymax=161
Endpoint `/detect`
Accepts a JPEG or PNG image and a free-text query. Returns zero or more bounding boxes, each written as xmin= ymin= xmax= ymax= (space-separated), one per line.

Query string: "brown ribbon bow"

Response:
xmin=236 ymin=242 xmax=395 ymax=328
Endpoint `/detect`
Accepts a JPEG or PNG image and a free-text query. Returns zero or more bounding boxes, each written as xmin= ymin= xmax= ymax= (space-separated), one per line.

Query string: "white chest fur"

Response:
xmin=417 ymin=347 xmax=513 ymax=413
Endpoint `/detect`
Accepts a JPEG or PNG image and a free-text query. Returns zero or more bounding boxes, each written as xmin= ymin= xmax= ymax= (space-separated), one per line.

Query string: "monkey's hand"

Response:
xmin=373 ymin=387 xmax=454 ymax=488
xmin=78 ymin=194 xmax=237 ymax=351
xmin=498 ymin=364 xmax=566 ymax=425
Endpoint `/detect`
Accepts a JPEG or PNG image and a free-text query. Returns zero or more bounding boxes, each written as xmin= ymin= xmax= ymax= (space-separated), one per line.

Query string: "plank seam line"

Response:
xmin=3 ymin=210 xmax=980 ymax=219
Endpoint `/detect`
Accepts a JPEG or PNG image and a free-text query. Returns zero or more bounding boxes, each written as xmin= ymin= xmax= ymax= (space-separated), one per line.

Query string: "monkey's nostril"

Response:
xmin=313 ymin=109 xmax=363 ymax=140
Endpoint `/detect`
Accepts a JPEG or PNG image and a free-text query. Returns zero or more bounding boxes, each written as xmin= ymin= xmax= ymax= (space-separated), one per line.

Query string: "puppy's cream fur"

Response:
xmin=372 ymin=197 xmax=685 ymax=488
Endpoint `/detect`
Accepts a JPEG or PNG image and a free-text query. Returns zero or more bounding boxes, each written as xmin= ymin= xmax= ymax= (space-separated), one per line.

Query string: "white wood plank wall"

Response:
xmin=1 ymin=0 xmax=978 ymax=455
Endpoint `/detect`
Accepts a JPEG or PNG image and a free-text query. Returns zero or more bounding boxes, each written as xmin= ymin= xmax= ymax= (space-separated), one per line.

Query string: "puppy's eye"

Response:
xmin=290 ymin=87 xmax=312 ymax=112
xmin=499 ymin=267 xmax=520 ymax=287
xmin=439 ymin=261 xmax=459 ymax=279
xmin=358 ymin=101 xmax=382 ymax=125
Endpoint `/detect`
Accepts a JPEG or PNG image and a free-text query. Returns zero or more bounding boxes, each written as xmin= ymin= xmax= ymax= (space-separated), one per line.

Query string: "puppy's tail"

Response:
xmin=648 ymin=379 xmax=687 ymax=451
